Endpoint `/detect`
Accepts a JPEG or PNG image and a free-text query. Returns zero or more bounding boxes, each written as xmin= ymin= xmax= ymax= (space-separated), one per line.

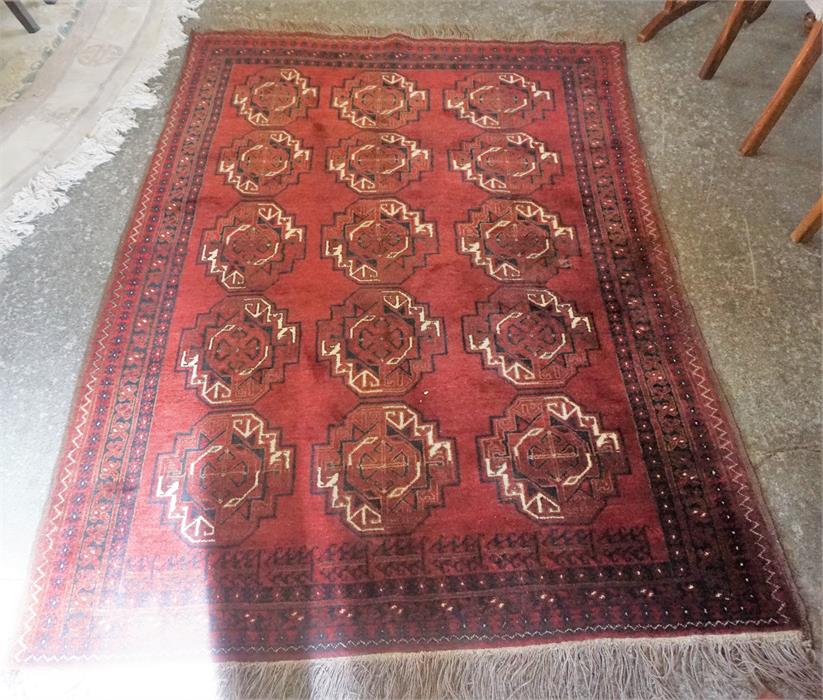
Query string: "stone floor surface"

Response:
xmin=0 ymin=0 xmax=820 ymax=693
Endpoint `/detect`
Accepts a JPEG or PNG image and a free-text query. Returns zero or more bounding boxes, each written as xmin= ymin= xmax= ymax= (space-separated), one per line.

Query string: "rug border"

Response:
xmin=609 ymin=40 xmax=812 ymax=643
xmin=10 ymin=29 xmax=208 ymax=666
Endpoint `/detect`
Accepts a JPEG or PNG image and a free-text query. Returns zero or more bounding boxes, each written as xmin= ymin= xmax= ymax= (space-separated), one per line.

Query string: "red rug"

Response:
xmin=16 ymin=31 xmax=815 ymax=694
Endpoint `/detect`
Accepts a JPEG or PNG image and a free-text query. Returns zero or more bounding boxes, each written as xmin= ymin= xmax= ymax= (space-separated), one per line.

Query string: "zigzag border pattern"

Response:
xmin=607 ymin=45 xmax=788 ymax=620
xmin=14 ymin=47 xmax=202 ymax=662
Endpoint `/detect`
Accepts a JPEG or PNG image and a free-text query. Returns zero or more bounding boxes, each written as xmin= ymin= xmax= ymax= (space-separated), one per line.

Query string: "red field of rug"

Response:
xmin=17 ymin=33 xmax=808 ymax=670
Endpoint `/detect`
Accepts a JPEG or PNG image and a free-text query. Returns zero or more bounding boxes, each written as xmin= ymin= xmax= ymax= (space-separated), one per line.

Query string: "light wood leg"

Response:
xmin=740 ymin=20 xmax=822 ymax=155
xmin=638 ymin=0 xmax=708 ymax=43
xmin=790 ymin=196 xmax=822 ymax=243
xmin=700 ymin=1 xmax=749 ymax=79
xmin=699 ymin=1 xmax=771 ymax=80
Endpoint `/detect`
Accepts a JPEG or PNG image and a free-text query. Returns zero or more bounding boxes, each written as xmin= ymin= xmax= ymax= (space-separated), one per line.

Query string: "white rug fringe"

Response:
xmin=6 ymin=632 xmax=821 ymax=699
xmin=218 ymin=634 xmax=822 ymax=699
xmin=0 ymin=0 xmax=202 ymax=259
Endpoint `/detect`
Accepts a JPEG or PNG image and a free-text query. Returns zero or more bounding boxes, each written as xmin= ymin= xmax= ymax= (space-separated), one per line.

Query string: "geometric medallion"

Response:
xmin=449 ymin=132 xmax=562 ymax=195
xmin=463 ymin=287 xmax=598 ymax=387
xmin=312 ymin=403 xmax=458 ymax=535
xmin=217 ymin=130 xmax=311 ymax=196
xmin=478 ymin=395 xmax=628 ymax=524
xmin=153 ymin=411 xmax=294 ymax=546
xmin=444 ymin=72 xmax=554 ymax=129
xmin=327 ymin=132 xmax=432 ymax=194
xmin=178 ymin=296 xmax=300 ymax=406
xmin=331 ymin=71 xmax=428 ymax=128
xmin=455 ymin=199 xmax=580 ymax=282
xmin=199 ymin=202 xmax=305 ymax=291
xmin=232 ymin=68 xmax=319 ymax=126
xmin=316 ymin=288 xmax=445 ymax=396
xmin=322 ymin=198 xmax=437 ymax=283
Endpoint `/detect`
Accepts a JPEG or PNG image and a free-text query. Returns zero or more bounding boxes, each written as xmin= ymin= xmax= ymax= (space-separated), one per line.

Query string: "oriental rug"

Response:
xmin=15 ymin=32 xmax=818 ymax=697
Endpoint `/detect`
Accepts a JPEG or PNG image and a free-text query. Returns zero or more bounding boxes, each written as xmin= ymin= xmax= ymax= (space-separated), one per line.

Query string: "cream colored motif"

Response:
xmin=480 ymin=395 xmax=626 ymax=523
xmin=333 ymin=72 xmax=427 ymax=128
xmin=218 ymin=130 xmax=311 ymax=195
xmin=319 ymin=289 xmax=443 ymax=396
xmin=314 ymin=404 xmax=456 ymax=534
xmin=466 ymin=289 xmax=594 ymax=386
xmin=155 ymin=412 xmax=292 ymax=546
xmin=179 ymin=297 xmax=298 ymax=405
xmin=233 ymin=68 xmax=318 ymax=126
xmin=327 ymin=132 xmax=431 ymax=194
xmin=451 ymin=132 xmax=560 ymax=194
xmin=458 ymin=199 xmax=576 ymax=281
xmin=200 ymin=203 xmax=304 ymax=291
xmin=445 ymin=72 xmax=553 ymax=129
xmin=323 ymin=199 xmax=434 ymax=283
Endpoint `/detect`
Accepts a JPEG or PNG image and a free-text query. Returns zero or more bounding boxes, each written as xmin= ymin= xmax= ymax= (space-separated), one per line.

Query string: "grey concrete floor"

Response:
xmin=0 ymin=0 xmax=821 ymax=690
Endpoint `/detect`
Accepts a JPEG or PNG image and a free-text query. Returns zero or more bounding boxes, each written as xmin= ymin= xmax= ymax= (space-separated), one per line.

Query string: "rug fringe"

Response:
xmin=217 ymin=633 xmax=822 ymax=699
xmin=203 ymin=18 xmax=622 ymax=43
xmin=0 ymin=0 xmax=202 ymax=260
xmin=6 ymin=632 xmax=820 ymax=699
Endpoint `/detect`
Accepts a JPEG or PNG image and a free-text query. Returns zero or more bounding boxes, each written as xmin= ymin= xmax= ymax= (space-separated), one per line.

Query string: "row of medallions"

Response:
xmin=201 ymin=198 xmax=579 ymax=295
xmin=232 ymin=67 xmax=556 ymax=130
xmin=218 ymin=129 xmax=563 ymax=196
xmin=151 ymin=68 xmax=315 ymax=548
xmin=436 ymin=63 xmax=633 ymax=529
xmin=176 ymin=286 xmax=600 ymax=406
xmin=153 ymin=395 xmax=628 ymax=547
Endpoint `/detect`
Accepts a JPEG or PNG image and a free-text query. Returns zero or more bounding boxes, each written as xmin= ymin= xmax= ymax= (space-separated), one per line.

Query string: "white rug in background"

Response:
xmin=0 ymin=0 xmax=201 ymax=258
xmin=0 ymin=0 xmax=83 ymax=110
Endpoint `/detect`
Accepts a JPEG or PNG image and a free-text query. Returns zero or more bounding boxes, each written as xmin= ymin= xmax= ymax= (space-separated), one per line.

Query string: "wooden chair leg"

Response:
xmin=740 ymin=20 xmax=822 ymax=155
xmin=699 ymin=1 xmax=771 ymax=79
xmin=4 ymin=0 xmax=40 ymax=32
xmin=638 ymin=0 xmax=708 ymax=43
xmin=700 ymin=1 xmax=748 ymax=80
xmin=790 ymin=196 xmax=822 ymax=243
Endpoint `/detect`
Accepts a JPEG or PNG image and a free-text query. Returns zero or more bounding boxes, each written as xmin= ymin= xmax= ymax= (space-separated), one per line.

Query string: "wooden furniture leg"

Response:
xmin=699 ymin=1 xmax=771 ymax=80
xmin=638 ymin=1 xmax=708 ymax=43
xmin=740 ymin=20 xmax=822 ymax=155
xmin=790 ymin=196 xmax=822 ymax=243
xmin=4 ymin=0 xmax=40 ymax=32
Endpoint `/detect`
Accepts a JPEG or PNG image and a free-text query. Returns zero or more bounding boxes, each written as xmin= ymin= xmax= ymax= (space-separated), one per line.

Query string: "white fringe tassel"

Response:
xmin=216 ymin=634 xmax=822 ymax=699
xmin=0 ymin=0 xmax=202 ymax=259
xmin=6 ymin=632 xmax=822 ymax=699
